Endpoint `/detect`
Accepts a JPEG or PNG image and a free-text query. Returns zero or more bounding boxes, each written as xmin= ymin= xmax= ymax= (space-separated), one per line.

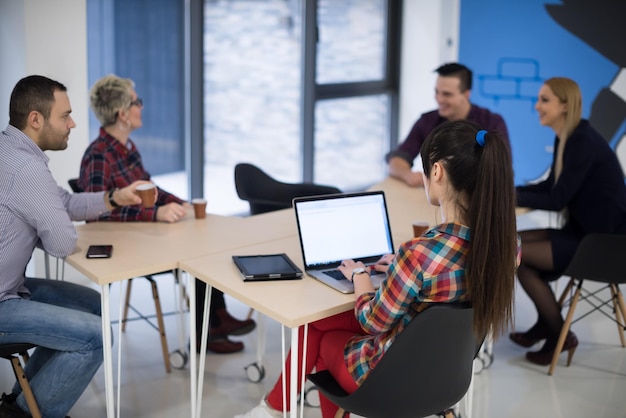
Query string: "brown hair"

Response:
xmin=421 ymin=120 xmax=517 ymax=338
xmin=435 ymin=62 xmax=473 ymax=92
xmin=9 ymin=75 xmax=67 ymax=130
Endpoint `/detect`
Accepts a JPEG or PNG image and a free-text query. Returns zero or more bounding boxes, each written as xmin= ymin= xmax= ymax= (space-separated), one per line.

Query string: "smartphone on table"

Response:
xmin=86 ymin=245 xmax=113 ymax=259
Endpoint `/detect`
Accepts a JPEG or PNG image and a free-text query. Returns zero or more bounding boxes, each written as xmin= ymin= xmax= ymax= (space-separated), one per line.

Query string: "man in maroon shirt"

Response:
xmin=386 ymin=63 xmax=510 ymax=187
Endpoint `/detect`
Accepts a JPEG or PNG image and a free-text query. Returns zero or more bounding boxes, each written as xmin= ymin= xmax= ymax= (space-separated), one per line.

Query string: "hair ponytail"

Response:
xmin=467 ymin=129 xmax=517 ymax=338
xmin=422 ymin=120 xmax=517 ymax=338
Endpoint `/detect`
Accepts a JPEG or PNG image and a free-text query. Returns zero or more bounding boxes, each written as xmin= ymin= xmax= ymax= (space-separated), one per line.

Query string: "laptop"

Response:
xmin=293 ymin=191 xmax=395 ymax=293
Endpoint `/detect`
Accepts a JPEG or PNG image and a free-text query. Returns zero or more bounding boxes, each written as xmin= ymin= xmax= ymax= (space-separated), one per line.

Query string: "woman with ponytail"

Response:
xmin=511 ymin=77 xmax=626 ymax=366
xmin=236 ymin=119 xmax=519 ymax=418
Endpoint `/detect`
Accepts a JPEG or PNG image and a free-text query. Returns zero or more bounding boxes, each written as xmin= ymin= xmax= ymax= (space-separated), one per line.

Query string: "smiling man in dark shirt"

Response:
xmin=386 ymin=63 xmax=510 ymax=187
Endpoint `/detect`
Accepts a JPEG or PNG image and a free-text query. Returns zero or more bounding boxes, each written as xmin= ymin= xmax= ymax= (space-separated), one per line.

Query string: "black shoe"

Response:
xmin=191 ymin=336 xmax=245 ymax=354
xmin=210 ymin=308 xmax=256 ymax=337
xmin=525 ymin=331 xmax=579 ymax=366
xmin=509 ymin=330 xmax=547 ymax=347
xmin=0 ymin=393 xmax=30 ymax=418
xmin=202 ymin=337 xmax=245 ymax=354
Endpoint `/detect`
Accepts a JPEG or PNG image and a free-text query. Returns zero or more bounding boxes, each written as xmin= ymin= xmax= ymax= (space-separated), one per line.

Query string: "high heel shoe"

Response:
xmin=509 ymin=330 xmax=547 ymax=347
xmin=525 ymin=332 xmax=578 ymax=366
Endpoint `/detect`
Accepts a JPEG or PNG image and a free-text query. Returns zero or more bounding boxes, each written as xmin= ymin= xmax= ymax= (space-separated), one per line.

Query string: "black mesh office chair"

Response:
xmin=307 ymin=304 xmax=477 ymax=418
xmin=68 ymin=178 xmax=175 ymax=373
xmin=0 ymin=343 xmax=41 ymax=418
xmin=234 ymin=163 xmax=341 ymax=215
xmin=549 ymin=233 xmax=626 ymax=375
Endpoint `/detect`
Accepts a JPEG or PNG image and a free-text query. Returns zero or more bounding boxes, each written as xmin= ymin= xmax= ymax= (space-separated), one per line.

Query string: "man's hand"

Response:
xmin=388 ymin=157 xmax=424 ymax=187
xmin=111 ymin=180 xmax=156 ymax=207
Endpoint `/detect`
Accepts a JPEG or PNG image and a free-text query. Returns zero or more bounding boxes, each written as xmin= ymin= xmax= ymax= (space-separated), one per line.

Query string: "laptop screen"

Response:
xmin=293 ymin=191 xmax=394 ymax=269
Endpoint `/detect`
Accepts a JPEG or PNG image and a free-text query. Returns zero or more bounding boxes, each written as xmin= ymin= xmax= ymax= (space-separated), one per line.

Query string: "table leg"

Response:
xmin=299 ymin=324 xmax=308 ymax=418
xmin=116 ymin=283 xmax=124 ymax=418
xmin=100 ymin=284 xmax=115 ymax=418
xmin=289 ymin=327 xmax=298 ymax=418
xmin=195 ymin=282 xmax=212 ymax=418
xmin=189 ymin=276 xmax=196 ymax=418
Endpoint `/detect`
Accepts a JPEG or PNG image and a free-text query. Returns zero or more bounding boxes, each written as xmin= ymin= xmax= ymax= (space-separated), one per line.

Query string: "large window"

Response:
xmin=88 ymin=0 xmax=401 ymax=215
xmin=312 ymin=0 xmax=395 ymax=190
xmin=202 ymin=0 xmax=302 ymax=214
xmin=201 ymin=0 xmax=400 ymax=214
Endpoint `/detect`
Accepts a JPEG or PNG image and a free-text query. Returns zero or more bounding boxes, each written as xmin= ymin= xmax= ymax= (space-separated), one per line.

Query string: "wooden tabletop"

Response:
xmin=65 ymin=209 xmax=296 ymax=285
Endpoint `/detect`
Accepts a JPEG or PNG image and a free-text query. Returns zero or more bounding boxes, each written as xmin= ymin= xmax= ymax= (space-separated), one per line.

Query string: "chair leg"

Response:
xmin=333 ymin=408 xmax=347 ymax=418
xmin=121 ymin=279 xmax=134 ymax=332
xmin=147 ymin=278 xmax=172 ymax=373
xmin=247 ymin=307 xmax=255 ymax=320
xmin=444 ymin=409 xmax=458 ymax=418
xmin=549 ymin=279 xmax=583 ymax=375
xmin=556 ymin=278 xmax=575 ymax=308
xmin=611 ymin=284 xmax=626 ymax=347
xmin=10 ymin=354 xmax=42 ymax=418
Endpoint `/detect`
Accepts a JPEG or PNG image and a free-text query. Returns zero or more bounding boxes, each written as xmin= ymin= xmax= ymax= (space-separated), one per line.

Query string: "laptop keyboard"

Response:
xmin=324 ymin=269 xmax=346 ymax=281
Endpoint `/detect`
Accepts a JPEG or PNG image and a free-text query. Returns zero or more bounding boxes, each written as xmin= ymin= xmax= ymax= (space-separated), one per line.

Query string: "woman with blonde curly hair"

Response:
xmin=78 ymin=74 xmax=255 ymax=354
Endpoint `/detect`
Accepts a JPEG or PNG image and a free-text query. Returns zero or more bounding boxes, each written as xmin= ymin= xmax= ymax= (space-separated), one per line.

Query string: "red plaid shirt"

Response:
xmin=77 ymin=128 xmax=184 ymax=221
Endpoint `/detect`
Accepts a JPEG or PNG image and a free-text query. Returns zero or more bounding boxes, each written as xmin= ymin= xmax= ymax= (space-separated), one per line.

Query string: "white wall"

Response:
xmin=399 ymin=0 xmax=459 ymax=140
xmin=0 ymin=0 xmax=89 ymax=277
xmin=0 ymin=1 xmax=26 ymax=123
xmin=0 ymin=0 xmax=89 ymax=189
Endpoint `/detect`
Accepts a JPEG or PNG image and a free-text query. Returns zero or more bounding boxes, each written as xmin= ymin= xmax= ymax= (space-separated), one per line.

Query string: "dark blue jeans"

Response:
xmin=0 ymin=278 xmax=104 ymax=418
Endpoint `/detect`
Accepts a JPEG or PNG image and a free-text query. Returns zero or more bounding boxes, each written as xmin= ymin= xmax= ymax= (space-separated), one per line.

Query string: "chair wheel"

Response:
xmin=473 ymin=356 xmax=483 ymax=374
xmin=473 ymin=349 xmax=494 ymax=374
xmin=169 ymin=349 xmax=188 ymax=369
xmin=245 ymin=362 xmax=265 ymax=382
xmin=303 ymin=386 xmax=320 ymax=408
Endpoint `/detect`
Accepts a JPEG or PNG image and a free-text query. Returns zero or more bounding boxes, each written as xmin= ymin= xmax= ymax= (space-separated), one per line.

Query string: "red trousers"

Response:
xmin=266 ymin=310 xmax=365 ymax=418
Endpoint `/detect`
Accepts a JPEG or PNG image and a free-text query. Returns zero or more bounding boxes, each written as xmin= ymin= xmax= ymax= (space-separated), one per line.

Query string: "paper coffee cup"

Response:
xmin=412 ymin=221 xmax=429 ymax=238
xmin=136 ymin=184 xmax=157 ymax=208
xmin=192 ymin=198 xmax=207 ymax=219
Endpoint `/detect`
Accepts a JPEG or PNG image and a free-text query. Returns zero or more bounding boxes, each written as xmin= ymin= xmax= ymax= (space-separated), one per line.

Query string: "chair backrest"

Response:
xmin=68 ymin=178 xmax=81 ymax=193
xmin=307 ymin=304 xmax=476 ymax=418
xmin=564 ymin=233 xmax=626 ymax=284
xmin=234 ymin=163 xmax=341 ymax=215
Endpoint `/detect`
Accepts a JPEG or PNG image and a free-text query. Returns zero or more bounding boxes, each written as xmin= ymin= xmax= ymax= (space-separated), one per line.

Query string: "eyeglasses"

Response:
xmin=129 ymin=98 xmax=143 ymax=108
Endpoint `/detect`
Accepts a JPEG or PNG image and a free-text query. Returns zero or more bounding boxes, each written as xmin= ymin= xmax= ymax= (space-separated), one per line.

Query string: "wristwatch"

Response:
xmin=108 ymin=189 xmax=120 ymax=208
xmin=351 ymin=267 xmax=368 ymax=281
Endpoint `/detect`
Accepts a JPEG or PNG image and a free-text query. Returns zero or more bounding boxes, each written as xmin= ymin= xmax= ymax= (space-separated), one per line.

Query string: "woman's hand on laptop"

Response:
xmin=339 ymin=260 xmax=376 ymax=295
xmin=370 ymin=254 xmax=394 ymax=273
xmin=338 ymin=260 xmax=367 ymax=281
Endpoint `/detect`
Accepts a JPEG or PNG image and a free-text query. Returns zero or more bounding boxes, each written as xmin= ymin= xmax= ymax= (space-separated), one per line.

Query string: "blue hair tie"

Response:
xmin=475 ymin=130 xmax=487 ymax=147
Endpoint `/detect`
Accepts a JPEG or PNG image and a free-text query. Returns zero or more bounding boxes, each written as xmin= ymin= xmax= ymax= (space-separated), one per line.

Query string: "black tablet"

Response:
xmin=232 ymin=253 xmax=303 ymax=281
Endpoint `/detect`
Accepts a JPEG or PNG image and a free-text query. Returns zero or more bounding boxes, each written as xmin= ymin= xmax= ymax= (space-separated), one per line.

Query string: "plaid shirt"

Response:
xmin=345 ymin=222 xmax=471 ymax=385
xmin=77 ymin=128 xmax=184 ymax=221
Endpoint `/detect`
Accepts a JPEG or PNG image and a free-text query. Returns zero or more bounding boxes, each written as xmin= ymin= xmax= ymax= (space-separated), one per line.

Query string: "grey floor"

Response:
xmin=3 ymin=212 xmax=626 ymax=418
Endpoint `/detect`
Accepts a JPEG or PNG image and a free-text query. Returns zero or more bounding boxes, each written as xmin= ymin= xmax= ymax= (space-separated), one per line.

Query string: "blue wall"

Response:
xmin=459 ymin=0 xmax=624 ymax=185
xmin=87 ymin=0 xmax=184 ymax=176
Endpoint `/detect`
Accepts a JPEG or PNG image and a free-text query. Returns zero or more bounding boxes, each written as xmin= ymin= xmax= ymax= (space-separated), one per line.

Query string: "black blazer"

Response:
xmin=517 ymin=119 xmax=626 ymax=235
